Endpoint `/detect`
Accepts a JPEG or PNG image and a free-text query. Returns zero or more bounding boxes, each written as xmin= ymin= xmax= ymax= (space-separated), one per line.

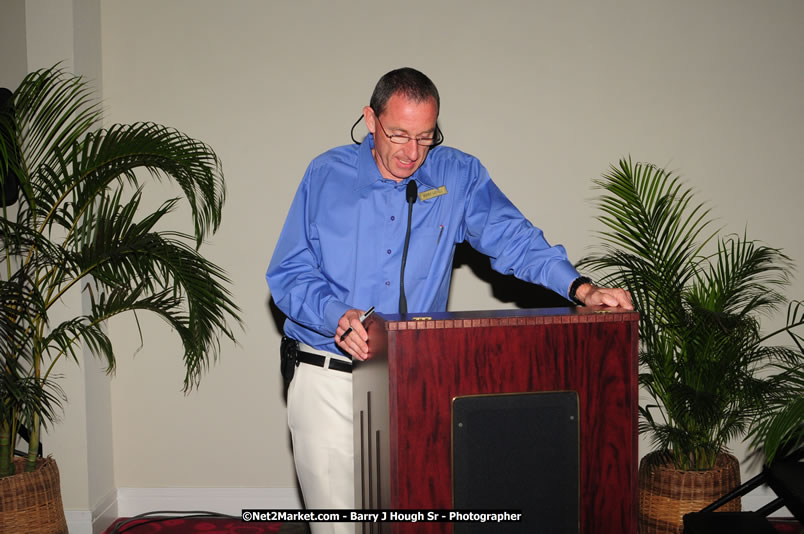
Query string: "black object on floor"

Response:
xmin=683 ymin=448 xmax=804 ymax=534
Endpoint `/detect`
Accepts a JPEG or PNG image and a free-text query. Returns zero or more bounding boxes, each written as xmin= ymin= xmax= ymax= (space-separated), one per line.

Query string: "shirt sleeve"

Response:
xmin=265 ymin=166 xmax=350 ymax=337
xmin=461 ymin=162 xmax=580 ymax=300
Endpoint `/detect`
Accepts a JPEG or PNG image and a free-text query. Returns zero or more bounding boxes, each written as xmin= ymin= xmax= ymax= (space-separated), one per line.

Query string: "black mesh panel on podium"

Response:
xmin=452 ymin=391 xmax=580 ymax=534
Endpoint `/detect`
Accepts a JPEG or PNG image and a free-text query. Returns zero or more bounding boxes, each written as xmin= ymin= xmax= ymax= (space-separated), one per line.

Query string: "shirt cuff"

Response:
xmin=548 ymin=261 xmax=582 ymax=301
xmin=324 ymin=299 xmax=352 ymax=335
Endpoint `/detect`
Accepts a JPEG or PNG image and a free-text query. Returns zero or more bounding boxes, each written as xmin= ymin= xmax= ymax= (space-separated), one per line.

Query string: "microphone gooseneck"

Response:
xmin=399 ymin=180 xmax=418 ymax=315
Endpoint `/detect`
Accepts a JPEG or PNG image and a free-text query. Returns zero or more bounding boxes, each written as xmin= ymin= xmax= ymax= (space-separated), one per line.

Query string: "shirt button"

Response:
xmin=386 ymin=249 xmax=391 ymax=254
xmin=385 ymin=280 xmax=390 ymax=286
xmin=390 ymin=216 xmax=395 ymax=221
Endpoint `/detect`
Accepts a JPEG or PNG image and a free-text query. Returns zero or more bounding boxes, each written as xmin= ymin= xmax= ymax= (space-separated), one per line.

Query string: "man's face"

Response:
xmin=363 ymin=93 xmax=438 ymax=182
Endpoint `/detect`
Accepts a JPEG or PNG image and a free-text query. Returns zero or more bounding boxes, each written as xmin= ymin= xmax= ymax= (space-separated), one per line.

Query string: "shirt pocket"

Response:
xmin=406 ymin=228 xmax=443 ymax=281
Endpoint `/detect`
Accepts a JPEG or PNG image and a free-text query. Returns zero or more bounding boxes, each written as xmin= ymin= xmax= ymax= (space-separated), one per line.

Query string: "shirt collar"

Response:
xmin=355 ymin=133 xmax=440 ymax=191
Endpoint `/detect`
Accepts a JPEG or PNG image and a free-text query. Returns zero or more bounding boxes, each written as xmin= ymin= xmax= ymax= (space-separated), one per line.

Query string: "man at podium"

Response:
xmin=266 ymin=67 xmax=632 ymax=534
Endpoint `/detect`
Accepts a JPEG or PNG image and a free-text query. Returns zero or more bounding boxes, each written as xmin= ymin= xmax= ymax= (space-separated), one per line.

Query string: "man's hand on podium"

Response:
xmin=576 ymin=283 xmax=634 ymax=309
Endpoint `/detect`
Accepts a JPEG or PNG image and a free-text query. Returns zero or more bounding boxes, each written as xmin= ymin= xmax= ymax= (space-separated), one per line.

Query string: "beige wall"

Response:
xmin=9 ymin=0 xmax=803 ymax=513
xmin=0 ymin=0 xmax=28 ymax=89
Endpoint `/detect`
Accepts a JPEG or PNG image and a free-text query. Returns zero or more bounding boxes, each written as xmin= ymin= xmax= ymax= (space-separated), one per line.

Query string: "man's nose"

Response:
xmin=403 ymin=139 xmax=419 ymax=159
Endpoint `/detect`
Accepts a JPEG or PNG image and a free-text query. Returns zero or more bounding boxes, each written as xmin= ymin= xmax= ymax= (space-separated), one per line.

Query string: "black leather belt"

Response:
xmin=297 ymin=350 xmax=352 ymax=374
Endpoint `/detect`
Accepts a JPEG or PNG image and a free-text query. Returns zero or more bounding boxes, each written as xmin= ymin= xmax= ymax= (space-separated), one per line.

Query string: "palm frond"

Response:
xmin=7 ymin=65 xmax=102 ymax=207
xmin=746 ymin=363 xmax=804 ymax=463
xmin=67 ymin=122 xmax=225 ymax=245
xmin=692 ymin=234 xmax=791 ymax=316
xmin=1 ymin=372 xmax=66 ymax=431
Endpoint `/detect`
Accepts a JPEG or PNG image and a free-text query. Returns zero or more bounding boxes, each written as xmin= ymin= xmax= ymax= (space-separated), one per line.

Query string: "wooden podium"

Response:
xmin=353 ymin=307 xmax=638 ymax=534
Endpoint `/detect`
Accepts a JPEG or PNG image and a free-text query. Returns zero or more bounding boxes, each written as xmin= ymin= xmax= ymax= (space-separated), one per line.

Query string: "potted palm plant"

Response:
xmin=0 ymin=65 xmax=240 ymax=534
xmin=577 ymin=158 xmax=804 ymax=534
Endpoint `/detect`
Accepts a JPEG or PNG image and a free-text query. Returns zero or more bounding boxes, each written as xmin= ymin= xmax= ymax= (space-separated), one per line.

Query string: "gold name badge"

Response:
xmin=419 ymin=186 xmax=448 ymax=202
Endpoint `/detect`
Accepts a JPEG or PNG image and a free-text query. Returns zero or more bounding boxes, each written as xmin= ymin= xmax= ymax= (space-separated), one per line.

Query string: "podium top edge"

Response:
xmin=376 ymin=306 xmax=638 ymax=331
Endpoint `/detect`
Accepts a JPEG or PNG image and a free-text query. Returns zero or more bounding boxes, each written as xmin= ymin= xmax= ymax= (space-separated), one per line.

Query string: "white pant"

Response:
xmin=287 ymin=353 xmax=355 ymax=534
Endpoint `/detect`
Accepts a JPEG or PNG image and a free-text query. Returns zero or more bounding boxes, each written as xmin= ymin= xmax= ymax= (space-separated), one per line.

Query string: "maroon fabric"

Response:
xmin=104 ymin=517 xmax=282 ymax=533
xmin=771 ymin=518 xmax=803 ymax=533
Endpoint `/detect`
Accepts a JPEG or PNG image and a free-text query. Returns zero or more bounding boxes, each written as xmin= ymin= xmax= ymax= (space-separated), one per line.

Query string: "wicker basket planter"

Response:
xmin=638 ymin=451 xmax=741 ymax=534
xmin=0 ymin=456 xmax=68 ymax=534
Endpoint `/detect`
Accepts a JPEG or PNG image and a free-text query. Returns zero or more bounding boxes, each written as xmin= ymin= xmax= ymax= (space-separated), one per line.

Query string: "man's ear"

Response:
xmin=363 ymin=106 xmax=376 ymax=134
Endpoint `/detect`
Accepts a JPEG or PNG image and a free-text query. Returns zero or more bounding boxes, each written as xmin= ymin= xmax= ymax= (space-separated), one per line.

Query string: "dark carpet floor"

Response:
xmin=103 ymin=514 xmax=799 ymax=533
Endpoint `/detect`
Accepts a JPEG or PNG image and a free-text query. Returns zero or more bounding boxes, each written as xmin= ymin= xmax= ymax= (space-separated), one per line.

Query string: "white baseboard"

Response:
xmin=65 ymin=511 xmax=93 ymax=534
xmin=64 ymin=488 xmax=119 ymax=534
xmin=116 ymin=487 xmax=303 ymax=518
xmin=93 ymin=489 xmax=119 ymax=534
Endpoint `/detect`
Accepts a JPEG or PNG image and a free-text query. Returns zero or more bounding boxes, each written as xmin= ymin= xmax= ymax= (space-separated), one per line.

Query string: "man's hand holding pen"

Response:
xmin=335 ymin=306 xmax=375 ymax=360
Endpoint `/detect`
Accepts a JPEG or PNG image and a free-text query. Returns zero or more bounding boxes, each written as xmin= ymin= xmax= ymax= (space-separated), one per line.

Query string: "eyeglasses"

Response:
xmin=350 ymin=114 xmax=444 ymax=147
xmin=374 ymin=116 xmax=442 ymax=146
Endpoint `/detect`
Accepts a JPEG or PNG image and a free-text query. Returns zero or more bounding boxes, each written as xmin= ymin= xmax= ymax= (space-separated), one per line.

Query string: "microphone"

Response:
xmin=399 ymin=180 xmax=418 ymax=315
xmin=405 ymin=180 xmax=418 ymax=204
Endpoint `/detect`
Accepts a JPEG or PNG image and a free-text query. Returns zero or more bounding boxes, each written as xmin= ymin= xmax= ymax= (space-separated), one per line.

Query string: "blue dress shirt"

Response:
xmin=266 ymin=134 xmax=581 ymax=353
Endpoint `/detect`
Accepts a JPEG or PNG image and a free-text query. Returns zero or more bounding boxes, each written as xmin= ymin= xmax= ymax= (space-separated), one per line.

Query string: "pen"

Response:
xmin=437 ymin=224 xmax=444 ymax=245
xmin=340 ymin=306 xmax=375 ymax=341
